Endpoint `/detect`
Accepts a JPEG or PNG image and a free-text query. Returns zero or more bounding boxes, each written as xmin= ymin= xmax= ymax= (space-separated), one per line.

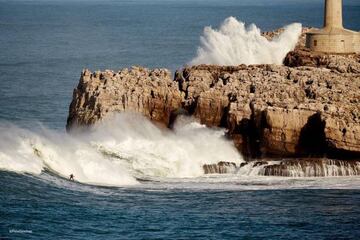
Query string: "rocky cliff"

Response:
xmin=67 ymin=67 xmax=182 ymax=128
xmin=67 ymin=28 xmax=360 ymax=161
xmin=174 ymin=64 xmax=360 ymax=159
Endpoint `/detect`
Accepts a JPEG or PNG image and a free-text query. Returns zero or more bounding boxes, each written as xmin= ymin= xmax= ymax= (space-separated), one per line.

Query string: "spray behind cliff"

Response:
xmin=189 ymin=17 xmax=302 ymax=65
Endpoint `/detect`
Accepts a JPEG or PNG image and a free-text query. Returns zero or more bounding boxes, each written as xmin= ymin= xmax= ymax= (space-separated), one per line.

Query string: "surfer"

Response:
xmin=69 ymin=174 xmax=75 ymax=181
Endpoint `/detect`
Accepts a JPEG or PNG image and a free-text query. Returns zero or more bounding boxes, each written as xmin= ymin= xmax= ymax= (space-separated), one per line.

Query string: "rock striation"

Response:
xmin=67 ymin=67 xmax=182 ymax=129
xmin=67 ymin=28 xmax=360 ymax=162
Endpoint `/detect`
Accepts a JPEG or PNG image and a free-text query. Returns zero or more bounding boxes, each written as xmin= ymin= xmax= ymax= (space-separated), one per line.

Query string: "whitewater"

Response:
xmin=1 ymin=113 xmax=360 ymax=190
xmin=189 ymin=17 xmax=302 ymax=65
xmin=0 ymin=114 xmax=244 ymax=186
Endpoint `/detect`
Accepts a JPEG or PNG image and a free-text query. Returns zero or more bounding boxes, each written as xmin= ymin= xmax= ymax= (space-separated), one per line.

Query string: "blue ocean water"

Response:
xmin=1 ymin=0 xmax=360 ymax=239
xmin=1 ymin=171 xmax=360 ymax=240
xmin=0 ymin=0 xmax=359 ymax=129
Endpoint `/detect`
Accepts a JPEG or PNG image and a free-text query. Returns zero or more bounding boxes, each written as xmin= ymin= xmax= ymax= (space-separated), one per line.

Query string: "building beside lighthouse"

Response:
xmin=306 ymin=0 xmax=360 ymax=54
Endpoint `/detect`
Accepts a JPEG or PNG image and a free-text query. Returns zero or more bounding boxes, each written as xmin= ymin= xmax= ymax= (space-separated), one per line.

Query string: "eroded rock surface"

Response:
xmin=67 ymin=28 xmax=360 ymax=160
xmin=67 ymin=67 xmax=182 ymax=129
xmin=175 ymin=64 xmax=360 ymax=159
xmin=284 ymin=49 xmax=360 ymax=73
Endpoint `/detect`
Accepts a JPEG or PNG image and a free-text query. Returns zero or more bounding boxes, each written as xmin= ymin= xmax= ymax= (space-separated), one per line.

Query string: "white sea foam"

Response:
xmin=2 ymin=113 xmax=359 ymax=189
xmin=0 ymin=114 xmax=243 ymax=186
xmin=189 ymin=17 xmax=302 ymax=66
xmin=87 ymin=114 xmax=243 ymax=179
xmin=0 ymin=123 xmax=138 ymax=186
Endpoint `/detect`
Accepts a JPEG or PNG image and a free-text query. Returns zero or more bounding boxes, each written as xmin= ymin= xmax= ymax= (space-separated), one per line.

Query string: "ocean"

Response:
xmin=0 ymin=0 xmax=360 ymax=239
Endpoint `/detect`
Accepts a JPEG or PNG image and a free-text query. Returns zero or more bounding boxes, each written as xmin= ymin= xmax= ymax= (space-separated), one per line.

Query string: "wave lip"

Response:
xmin=189 ymin=17 xmax=302 ymax=66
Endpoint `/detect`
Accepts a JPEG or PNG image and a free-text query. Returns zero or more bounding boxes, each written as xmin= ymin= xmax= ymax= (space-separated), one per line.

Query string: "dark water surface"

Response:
xmin=1 ymin=0 xmax=360 ymax=239
xmin=1 ymin=172 xmax=360 ymax=240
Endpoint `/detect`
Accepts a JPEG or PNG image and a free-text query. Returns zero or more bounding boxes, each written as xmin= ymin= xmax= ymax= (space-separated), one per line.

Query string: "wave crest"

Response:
xmin=189 ymin=17 xmax=302 ymax=66
xmin=0 ymin=114 xmax=243 ymax=186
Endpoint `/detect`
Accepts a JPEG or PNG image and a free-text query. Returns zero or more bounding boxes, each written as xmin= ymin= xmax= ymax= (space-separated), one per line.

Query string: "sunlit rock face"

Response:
xmin=175 ymin=64 xmax=360 ymax=159
xmin=67 ymin=67 xmax=183 ymax=130
xmin=67 ymin=28 xmax=360 ymax=161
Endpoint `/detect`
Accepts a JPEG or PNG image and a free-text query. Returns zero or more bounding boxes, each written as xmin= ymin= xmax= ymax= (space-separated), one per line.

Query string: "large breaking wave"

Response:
xmin=189 ymin=17 xmax=302 ymax=65
xmin=0 ymin=114 xmax=243 ymax=186
xmin=1 ymin=113 xmax=360 ymax=188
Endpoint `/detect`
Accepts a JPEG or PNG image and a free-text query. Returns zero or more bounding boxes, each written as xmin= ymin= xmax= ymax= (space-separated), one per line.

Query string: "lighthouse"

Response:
xmin=306 ymin=0 xmax=360 ymax=54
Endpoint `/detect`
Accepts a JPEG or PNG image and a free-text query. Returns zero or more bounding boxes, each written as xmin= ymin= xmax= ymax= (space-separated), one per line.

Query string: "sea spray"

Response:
xmin=86 ymin=114 xmax=244 ymax=179
xmin=0 ymin=114 xmax=243 ymax=186
xmin=189 ymin=17 xmax=302 ymax=65
xmin=0 ymin=123 xmax=138 ymax=186
xmin=0 ymin=127 xmax=44 ymax=174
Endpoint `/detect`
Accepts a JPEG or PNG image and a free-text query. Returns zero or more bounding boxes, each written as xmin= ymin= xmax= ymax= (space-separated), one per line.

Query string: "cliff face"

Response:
xmin=67 ymin=67 xmax=182 ymax=129
xmin=67 ymin=63 xmax=360 ymax=159
xmin=174 ymin=64 xmax=360 ymax=159
xmin=67 ymin=29 xmax=360 ymax=160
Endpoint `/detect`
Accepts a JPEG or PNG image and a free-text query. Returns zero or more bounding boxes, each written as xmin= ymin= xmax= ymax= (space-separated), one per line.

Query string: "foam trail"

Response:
xmin=189 ymin=17 xmax=302 ymax=66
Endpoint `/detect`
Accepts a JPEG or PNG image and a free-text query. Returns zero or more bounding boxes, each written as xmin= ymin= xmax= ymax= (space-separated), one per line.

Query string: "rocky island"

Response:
xmin=66 ymin=28 xmax=360 ymax=177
